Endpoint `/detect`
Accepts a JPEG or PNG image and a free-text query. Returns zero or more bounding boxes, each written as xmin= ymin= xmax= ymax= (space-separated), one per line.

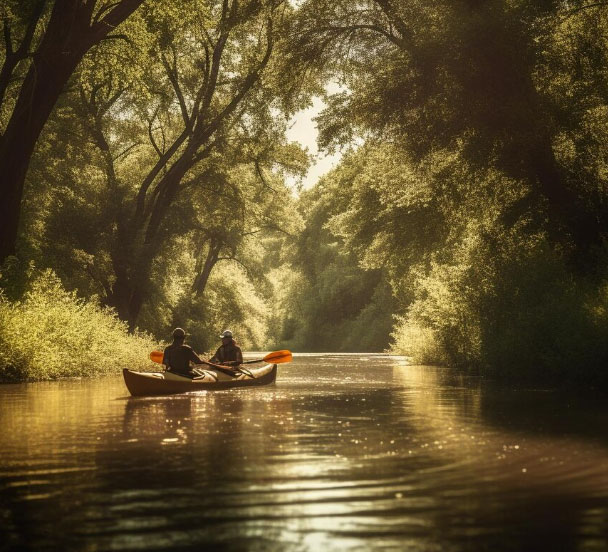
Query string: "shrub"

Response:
xmin=391 ymin=232 xmax=608 ymax=389
xmin=0 ymin=270 xmax=159 ymax=382
xmin=391 ymin=317 xmax=449 ymax=365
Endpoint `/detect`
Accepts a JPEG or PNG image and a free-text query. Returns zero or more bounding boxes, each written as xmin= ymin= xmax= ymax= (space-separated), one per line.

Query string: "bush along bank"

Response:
xmin=390 ymin=239 xmax=608 ymax=390
xmin=0 ymin=270 xmax=159 ymax=382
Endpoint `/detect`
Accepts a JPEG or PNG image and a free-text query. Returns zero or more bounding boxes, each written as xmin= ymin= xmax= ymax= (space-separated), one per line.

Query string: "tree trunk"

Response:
xmin=0 ymin=48 xmax=84 ymax=261
xmin=109 ymin=267 xmax=133 ymax=322
xmin=109 ymin=239 xmax=157 ymax=331
xmin=0 ymin=0 xmax=144 ymax=264
xmin=192 ymin=239 xmax=222 ymax=298
xmin=108 ymin=275 xmax=146 ymax=332
xmin=527 ymin=135 xmax=603 ymax=255
xmin=102 ymin=138 xmax=196 ymax=329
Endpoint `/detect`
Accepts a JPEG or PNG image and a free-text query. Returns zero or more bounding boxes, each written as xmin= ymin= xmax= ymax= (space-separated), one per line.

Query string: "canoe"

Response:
xmin=123 ymin=363 xmax=277 ymax=397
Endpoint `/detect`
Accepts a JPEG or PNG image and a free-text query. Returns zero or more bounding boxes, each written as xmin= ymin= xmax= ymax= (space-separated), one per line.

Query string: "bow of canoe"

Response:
xmin=123 ymin=363 xmax=277 ymax=397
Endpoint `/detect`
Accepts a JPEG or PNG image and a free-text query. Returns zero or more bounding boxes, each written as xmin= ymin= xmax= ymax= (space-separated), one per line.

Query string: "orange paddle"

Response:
xmin=149 ymin=349 xmax=292 ymax=365
xmin=149 ymin=350 xmax=241 ymax=377
xmin=150 ymin=350 xmax=164 ymax=363
xmin=243 ymin=350 xmax=292 ymax=364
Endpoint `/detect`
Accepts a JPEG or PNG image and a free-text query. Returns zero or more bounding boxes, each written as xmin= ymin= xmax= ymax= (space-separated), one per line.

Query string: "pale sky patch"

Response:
xmin=286 ymin=83 xmax=346 ymax=191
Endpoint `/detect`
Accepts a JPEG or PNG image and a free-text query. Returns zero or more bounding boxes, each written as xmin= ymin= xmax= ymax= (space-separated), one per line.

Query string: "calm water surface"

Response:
xmin=1 ymin=354 xmax=607 ymax=551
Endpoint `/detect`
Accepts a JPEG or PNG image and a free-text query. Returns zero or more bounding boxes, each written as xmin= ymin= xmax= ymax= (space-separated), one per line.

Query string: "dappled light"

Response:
xmin=3 ymin=0 xmax=608 ymax=383
xmin=2 ymin=0 xmax=608 ymax=549
xmin=2 ymin=356 xmax=607 ymax=550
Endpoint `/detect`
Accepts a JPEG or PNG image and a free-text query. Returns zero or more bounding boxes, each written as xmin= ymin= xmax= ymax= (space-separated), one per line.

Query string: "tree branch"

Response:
xmin=255 ymin=158 xmax=278 ymax=192
xmin=217 ymin=255 xmax=254 ymax=279
xmin=147 ymin=113 xmax=163 ymax=158
xmin=563 ymin=2 xmax=608 ymax=17
xmin=92 ymin=2 xmax=123 ymax=24
xmin=113 ymin=142 xmax=140 ymax=162
xmin=3 ymin=19 xmax=13 ymax=55
xmin=372 ymin=0 xmax=413 ymax=49
xmin=134 ymin=126 xmax=190 ymax=223
xmin=317 ymin=24 xmax=405 ymax=49
xmin=161 ymin=46 xmax=190 ymax=126
xmin=100 ymin=86 xmax=127 ymax=114
xmin=0 ymin=0 xmax=46 ymax=107
xmin=100 ymin=33 xmax=132 ymax=44
xmin=195 ymin=17 xmax=274 ymax=142
xmin=89 ymin=0 xmax=144 ymax=45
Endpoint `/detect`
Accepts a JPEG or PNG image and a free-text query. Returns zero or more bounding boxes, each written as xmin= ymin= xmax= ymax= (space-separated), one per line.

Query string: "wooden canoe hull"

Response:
xmin=123 ymin=364 xmax=277 ymax=397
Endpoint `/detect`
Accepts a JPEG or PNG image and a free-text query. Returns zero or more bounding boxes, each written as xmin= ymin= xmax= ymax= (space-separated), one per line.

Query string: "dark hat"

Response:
xmin=172 ymin=327 xmax=186 ymax=339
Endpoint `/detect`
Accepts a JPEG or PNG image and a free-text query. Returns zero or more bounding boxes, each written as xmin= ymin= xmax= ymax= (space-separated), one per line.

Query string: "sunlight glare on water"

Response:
xmin=1 ymin=353 xmax=608 ymax=551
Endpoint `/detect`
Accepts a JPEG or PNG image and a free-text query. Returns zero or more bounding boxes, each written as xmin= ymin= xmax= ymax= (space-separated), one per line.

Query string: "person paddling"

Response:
xmin=162 ymin=328 xmax=204 ymax=378
xmin=209 ymin=330 xmax=243 ymax=369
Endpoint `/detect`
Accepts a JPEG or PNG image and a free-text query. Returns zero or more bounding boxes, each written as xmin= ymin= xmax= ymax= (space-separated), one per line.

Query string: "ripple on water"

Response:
xmin=1 ymin=355 xmax=608 ymax=551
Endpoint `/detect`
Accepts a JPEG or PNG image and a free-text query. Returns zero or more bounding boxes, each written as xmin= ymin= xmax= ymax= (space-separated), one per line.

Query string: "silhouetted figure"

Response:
xmin=162 ymin=328 xmax=204 ymax=378
xmin=209 ymin=330 xmax=243 ymax=367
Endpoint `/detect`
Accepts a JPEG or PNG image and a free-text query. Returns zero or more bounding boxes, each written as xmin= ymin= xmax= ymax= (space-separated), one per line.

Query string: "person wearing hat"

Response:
xmin=162 ymin=328 xmax=205 ymax=378
xmin=209 ymin=330 xmax=243 ymax=368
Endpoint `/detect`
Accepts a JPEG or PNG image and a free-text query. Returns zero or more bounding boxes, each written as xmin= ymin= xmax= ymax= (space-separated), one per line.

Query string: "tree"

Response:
xmin=0 ymin=0 xmax=145 ymax=264
xmin=272 ymin=0 xmax=608 ymax=382
xmin=54 ymin=0 xmax=284 ymax=328
xmin=19 ymin=0 xmax=309 ymax=335
xmin=268 ymin=167 xmax=396 ymax=352
xmin=286 ymin=0 xmax=608 ymax=264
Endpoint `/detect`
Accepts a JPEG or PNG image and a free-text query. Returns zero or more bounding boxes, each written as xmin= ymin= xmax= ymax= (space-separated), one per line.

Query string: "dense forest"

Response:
xmin=1 ymin=0 xmax=608 ymax=387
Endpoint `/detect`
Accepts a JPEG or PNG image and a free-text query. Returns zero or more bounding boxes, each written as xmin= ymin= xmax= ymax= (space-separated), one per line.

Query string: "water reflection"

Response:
xmin=1 ymin=354 xmax=607 ymax=550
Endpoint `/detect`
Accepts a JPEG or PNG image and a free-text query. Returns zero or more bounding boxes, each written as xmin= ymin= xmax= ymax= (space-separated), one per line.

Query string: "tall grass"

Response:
xmin=0 ymin=270 xmax=159 ymax=382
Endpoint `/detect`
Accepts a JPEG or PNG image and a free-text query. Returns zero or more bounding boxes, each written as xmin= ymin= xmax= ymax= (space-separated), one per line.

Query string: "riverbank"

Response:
xmin=0 ymin=270 xmax=158 ymax=382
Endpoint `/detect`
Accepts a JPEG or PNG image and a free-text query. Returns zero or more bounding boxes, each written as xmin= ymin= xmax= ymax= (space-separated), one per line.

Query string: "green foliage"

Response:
xmin=275 ymin=259 xmax=394 ymax=352
xmin=478 ymin=238 xmax=608 ymax=386
xmin=269 ymin=178 xmax=397 ymax=352
xmin=0 ymin=270 xmax=159 ymax=382
xmin=146 ymin=260 xmax=273 ymax=354
xmin=394 ymin=231 xmax=608 ymax=387
xmin=292 ymin=128 xmax=608 ymax=384
xmin=267 ymin=0 xmax=608 ymax=387
xmin=296 ymin=0 xmax=608 ymax=255
xmin=15 ymin=0 xmax=310 ymax=341
xmin=5 ymin=0 xmax=608 ymax=389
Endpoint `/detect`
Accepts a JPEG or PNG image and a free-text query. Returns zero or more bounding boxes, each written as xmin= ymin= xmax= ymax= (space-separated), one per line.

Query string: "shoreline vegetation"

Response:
xmin=1 ymin=267 xmax=607 ymax=390
xmin=1 ymin=2 xmax=608 ymax=389
xmin=0 ymin=270 xmax=159 ymax=383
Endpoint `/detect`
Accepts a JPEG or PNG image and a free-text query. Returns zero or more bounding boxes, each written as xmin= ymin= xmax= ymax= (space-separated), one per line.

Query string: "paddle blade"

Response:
xmin=263 ymin=350 xmax=292 ymax=364
xmin=150 ymin=350 xmax=164 ymax=364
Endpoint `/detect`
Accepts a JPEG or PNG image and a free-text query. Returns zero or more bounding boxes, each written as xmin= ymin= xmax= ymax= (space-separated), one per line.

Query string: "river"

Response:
xmin=1 ymin=354 xmax=607 ymax=551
